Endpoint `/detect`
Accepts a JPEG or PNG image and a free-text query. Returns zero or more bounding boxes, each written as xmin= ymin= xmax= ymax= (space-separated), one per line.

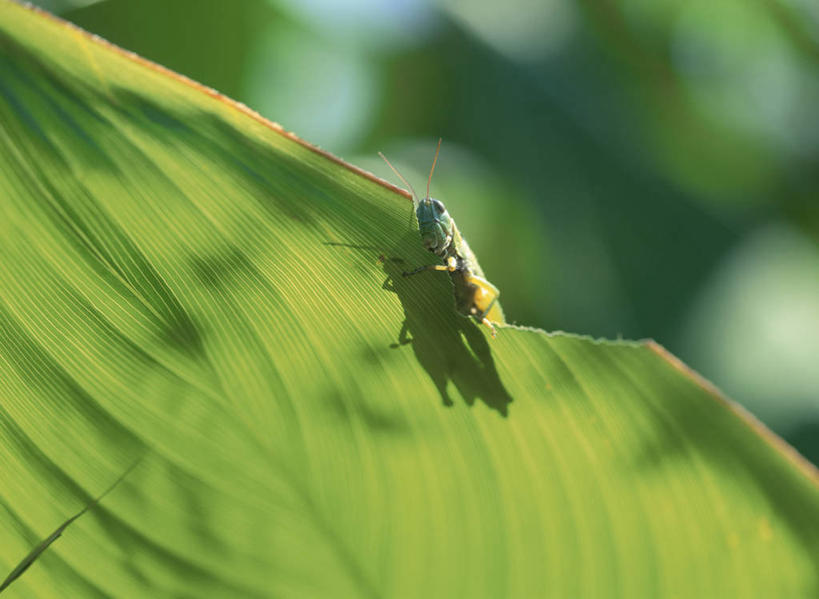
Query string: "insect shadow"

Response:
xmin=326 ymin=235 xmax=513 ymax=417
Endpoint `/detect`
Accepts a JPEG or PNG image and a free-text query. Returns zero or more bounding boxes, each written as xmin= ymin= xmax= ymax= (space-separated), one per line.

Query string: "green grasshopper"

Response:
xmin=380 ymin=140 xmax=505 ymax=337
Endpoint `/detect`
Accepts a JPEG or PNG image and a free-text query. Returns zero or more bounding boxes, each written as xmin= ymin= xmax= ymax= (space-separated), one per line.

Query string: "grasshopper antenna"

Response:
xmin=427 ymin=138 xmax=442 ymax=201
xmin=379 ymin=151 xmax=420 ymax=207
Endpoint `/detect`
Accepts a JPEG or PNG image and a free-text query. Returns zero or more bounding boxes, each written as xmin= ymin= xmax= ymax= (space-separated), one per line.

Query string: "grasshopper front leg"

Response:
xmin=403 ymin=256 xmax=458 ymax=277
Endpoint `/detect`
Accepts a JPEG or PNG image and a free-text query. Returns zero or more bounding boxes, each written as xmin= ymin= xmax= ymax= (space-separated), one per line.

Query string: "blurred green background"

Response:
xmin=31 ymin=0 xmax=819 ymax=465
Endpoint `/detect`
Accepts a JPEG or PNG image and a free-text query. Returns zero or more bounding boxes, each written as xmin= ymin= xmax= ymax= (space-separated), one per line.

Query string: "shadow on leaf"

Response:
xmin=327 ymin=233 xmax=513 ymax=416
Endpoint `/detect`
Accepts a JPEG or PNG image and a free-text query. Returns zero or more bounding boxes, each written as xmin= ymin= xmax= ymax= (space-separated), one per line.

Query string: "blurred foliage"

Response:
xmin=39 ymin=0 xmax=819 ymax=465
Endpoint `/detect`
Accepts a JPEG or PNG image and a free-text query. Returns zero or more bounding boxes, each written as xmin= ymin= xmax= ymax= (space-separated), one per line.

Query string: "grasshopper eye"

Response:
xmin=431 ymin=199 xmax=446 ymax=213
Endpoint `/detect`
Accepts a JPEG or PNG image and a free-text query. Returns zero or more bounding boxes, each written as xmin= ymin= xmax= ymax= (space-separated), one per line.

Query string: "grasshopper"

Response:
xmin=380 ymin=140 xmax=505 ymax=337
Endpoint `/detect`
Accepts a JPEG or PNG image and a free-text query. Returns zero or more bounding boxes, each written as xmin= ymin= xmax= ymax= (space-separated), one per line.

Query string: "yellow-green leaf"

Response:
xmin=1 ymin=2 xmax=817 ymax=597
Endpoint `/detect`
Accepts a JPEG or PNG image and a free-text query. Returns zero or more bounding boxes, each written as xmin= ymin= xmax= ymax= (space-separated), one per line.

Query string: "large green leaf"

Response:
xmin=1 ymin=2 xmax=818 ymax=597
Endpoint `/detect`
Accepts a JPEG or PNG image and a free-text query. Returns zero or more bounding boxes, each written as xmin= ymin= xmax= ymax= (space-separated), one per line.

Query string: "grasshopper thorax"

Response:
xmin=416 ymin=197 xmax=453 ymax=256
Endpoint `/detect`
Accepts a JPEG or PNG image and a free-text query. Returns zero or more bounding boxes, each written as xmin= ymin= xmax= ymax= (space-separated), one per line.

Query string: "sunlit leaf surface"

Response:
xmin=1 ymin=2 xmax=818 ymax=597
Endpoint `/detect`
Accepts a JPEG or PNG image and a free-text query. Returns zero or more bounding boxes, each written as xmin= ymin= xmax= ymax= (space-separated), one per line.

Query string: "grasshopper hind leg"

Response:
xmin=463 ymin=273 xmax=500 ymax=337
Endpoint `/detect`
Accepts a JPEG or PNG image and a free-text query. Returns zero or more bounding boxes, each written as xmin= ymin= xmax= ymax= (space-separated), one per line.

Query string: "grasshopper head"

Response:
xmin=379 ymin=138 xmax=451 ymax=254
xmin=416 ymin=197 xmax=453 ymax=255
